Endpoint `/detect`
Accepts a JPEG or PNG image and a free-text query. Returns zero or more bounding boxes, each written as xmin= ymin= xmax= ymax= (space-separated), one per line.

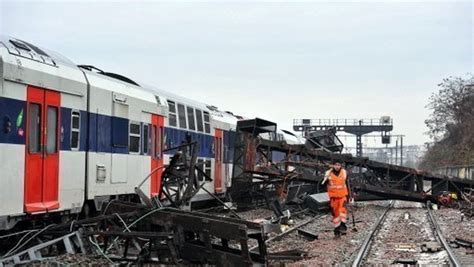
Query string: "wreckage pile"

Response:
xmin=0 ymin=202 xmax=269 ymax=266
xmin=0 ymin=118 xmax=472 ymax=266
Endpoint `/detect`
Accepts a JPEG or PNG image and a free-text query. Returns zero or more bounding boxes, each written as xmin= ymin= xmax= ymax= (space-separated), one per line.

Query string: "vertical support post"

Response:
xmin=356 ymin=120 xmax=363 ymax=157
xmin=390 ymin=147 xmax=393 ymax=164
xmin=356 ymin=134 xmax=362 ymax=157
xmin=395 ymin=139 xmax=398 ymax=165
xmin=400 ymin=136 xmax=403 ymax=166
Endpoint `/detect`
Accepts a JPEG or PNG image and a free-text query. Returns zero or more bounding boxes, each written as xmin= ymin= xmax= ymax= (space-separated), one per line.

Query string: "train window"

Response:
xmin=167 ymin=100 xmax=177 ymax=127
xmin=187 ymin=107 xmax=196 ymax=131
xmin=196 ymin=159 xmax=212 ymax=181
xmin=177 ymin=103 xmax=187 ymax=129
xmin=129 ymin=122 xmax=141 ymax=153
xmin=143 ymin=124 xmax=149 ymax=154
xmin=203 ymin=111 xmax=211 ymax=133
xmin=197 ymin=159 xmax=204 ymax=181
xmin=19 ymin=40 xmax=50 ymax=57
xmin=10 ymin=40 xmax=31 ymax=51
xmin=71 ymin=111 xmax=80 ymax=150
xmin=205 ymin=159 xmax=212 ymax=179
xmin=195 ymin=109 xmax=204 ymax=132
xmin=46 ymin=106 xmax=58 ymax=153
xmin=28 ymin=103 xmax=41 ymax=153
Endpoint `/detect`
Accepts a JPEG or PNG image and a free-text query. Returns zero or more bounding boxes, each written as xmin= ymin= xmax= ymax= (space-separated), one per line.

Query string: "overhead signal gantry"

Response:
xmin=293 ymin=117 xmax=393 ymax=157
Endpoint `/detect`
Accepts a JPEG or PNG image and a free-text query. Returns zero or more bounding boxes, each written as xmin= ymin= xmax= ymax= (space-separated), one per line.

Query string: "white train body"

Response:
xmin=0 ymin=36 xmax=296 ymax=230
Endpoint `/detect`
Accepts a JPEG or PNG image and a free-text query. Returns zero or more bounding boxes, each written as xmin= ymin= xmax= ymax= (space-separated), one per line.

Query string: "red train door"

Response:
xmin=24 ymin=86 xmax=60 ymax=213
xmin=214 ymin=129 xmax=223 ymax=193
xmin=150 ymin=114 xmax=164 ymax=197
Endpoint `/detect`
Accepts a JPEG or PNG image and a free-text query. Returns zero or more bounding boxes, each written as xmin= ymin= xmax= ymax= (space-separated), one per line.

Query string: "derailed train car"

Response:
xmin=0 ymin=36 xmax=297 ymax=230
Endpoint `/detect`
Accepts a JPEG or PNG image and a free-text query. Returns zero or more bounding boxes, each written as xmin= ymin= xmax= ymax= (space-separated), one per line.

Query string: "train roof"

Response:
xmin=0 ymin=35 xmax=77 ymax=68
xmin=1 ymin=35 xmax=245 ymax=124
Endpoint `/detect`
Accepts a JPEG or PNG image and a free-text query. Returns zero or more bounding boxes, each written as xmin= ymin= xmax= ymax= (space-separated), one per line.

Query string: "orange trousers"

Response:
xmin=330 ymin=197 xmax=347 ymax=228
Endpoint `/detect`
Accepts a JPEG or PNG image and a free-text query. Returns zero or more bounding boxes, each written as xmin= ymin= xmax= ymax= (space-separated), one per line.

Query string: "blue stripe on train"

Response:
xmin=1 ymin=97 xmax=236 ymax=160
xmin=223 ymin=130 xmax=236 ymax=163
xmin=87 ymin=113 xmax=129 ymax=154
xmin=164 ymin=127 xmax=214 ymax=158
xmin=0 ymin=97 xmax=26 ymax=145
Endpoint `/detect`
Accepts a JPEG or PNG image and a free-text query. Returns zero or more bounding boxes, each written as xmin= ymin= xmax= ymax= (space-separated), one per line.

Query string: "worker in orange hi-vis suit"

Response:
xmin=321 ymin=160 xmax=349 ymax=237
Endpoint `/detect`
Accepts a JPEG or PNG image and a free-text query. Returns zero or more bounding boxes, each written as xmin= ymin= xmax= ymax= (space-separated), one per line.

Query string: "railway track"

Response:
xmin=352 ymin=201 xmax=464 ymax=266
xmin=426 ymin=205 xmax=462 ymax=267
xmin=428 ymin=210 xmax=474 ymax=266
xmin=263 ymin=201 xmax=395 ymax=265
xmin=351 ymin=201 xmax=394 ymax=267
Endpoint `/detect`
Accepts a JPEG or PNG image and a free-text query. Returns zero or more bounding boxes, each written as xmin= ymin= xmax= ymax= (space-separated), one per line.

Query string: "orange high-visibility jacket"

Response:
xmin=327 ymin=169 xmax=348 ymax=198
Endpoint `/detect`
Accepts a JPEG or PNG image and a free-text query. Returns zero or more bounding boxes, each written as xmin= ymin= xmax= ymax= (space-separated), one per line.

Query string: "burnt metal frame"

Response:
xmin=230 ymin=118 xmax=279 ymax=207
xmin=150 ymin=208 xmax=268 ymax=266
xmin=230 ymin=119 xmax=474 ymax=206
xmin=32 ymin=200 xmax=269 ymax=266
xmin=158 ymin=141 xmax=200 ymax=208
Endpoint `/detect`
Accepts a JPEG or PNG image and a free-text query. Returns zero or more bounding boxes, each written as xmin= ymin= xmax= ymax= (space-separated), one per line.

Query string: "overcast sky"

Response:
xmin=1 ymin=0 xmax=472 ymax=147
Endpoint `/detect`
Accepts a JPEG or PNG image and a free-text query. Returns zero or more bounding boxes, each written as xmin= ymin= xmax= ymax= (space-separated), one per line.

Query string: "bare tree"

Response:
xmin=421 ymin=74 xmax=474 ymax=169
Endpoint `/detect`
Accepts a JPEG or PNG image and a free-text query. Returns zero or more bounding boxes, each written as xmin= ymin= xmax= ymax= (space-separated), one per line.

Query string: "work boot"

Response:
xmin=334 ymin=227 xmax=341 ymax=238
xmin=340 ymin=222 xmax=348 ymax=232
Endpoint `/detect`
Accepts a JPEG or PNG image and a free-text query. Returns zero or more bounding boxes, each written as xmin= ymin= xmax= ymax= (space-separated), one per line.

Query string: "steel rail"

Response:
xmin=351 ymin=201 xmax=393 ymax=267
xmin=426 ymin=202 xmax=461 ymax=267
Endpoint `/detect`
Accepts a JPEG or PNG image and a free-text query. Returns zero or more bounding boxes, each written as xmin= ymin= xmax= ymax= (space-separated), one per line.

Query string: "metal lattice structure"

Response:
xmin=293 ymin=118 xmax=393 ymax=157
xmin=230 ymin=118 xmax=474 ymax=208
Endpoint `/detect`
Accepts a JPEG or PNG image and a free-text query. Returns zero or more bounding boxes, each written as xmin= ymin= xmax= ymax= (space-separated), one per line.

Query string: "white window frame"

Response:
xmin=197 ymin=158 xmax=212 ymax=181
xmin=195 ymin=109 xmax=204 ymax=132
xmin=204 ymin=159 xmax=212 ymax=179
xmin=70 ymin=110 xmax=81 ymax=150
xmin=168 ymin=100 xmax=177 ymax=127
xmin=186 ymin=106 xmax=196 ymax=131
xmin=177 ymin=103 xmax=187 ymax=129
xmin=129 ymin=121 xmax=141 ymax=154
xmin=203 ymin=111 xmax=211 ymax=133
xmin=143 ymin=124 xmax=150 ymax=155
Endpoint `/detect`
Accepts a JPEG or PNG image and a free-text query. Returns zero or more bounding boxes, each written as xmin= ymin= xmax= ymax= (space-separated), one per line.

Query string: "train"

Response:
xmin=0 ymin=36 xmax=300 ymax=230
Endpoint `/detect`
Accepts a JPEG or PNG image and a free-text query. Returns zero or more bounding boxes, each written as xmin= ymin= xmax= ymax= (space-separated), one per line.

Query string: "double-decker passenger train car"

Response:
xmin=0 ymin=36 xmax=298 ymax=230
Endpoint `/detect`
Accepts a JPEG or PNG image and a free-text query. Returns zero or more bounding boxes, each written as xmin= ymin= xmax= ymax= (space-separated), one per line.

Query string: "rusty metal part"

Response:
xmin=297 ymin=229 xmax=318 ymax=240
xmin=149 ymin=208 xmax=268 ymax=265
xmin=84 ymin=230 xmax=179 ymax=264
xmin=228 ymin=118 xmax=474 ymax=210
xmin=1 ymin=196 xmax=270 ymax=266
xmin=158 ymin=141 xmax=200 ymax=208
xmin=453 ymin=238 xmax=474 ymax=248
xmin=250 ymin=214 xmax=321 ymax=252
